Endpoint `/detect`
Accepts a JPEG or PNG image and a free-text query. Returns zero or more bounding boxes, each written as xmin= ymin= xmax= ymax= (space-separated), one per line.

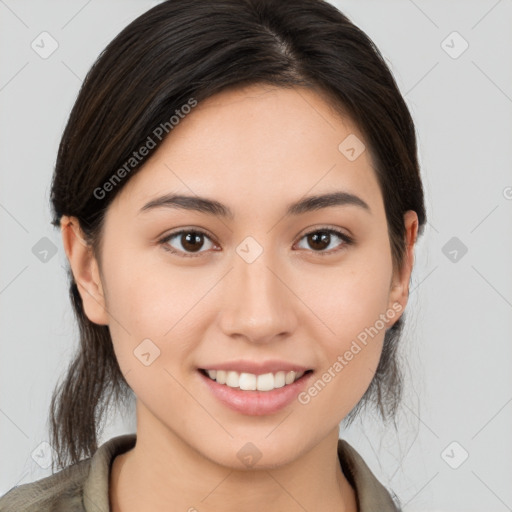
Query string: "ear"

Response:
xmin=60 ymin=215 xmax=109 ymax=326
xmin=387 ymin=210 xmax=419 ymax=322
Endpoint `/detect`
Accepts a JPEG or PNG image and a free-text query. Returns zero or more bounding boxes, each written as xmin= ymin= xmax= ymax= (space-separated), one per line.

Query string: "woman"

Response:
xmin=0 ymin=0 xmax=425 ymax=510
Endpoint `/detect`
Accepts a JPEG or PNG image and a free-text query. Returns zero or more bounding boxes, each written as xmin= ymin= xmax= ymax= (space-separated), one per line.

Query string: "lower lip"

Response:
xmin=198 ymin=370 xmax=314 ymax=416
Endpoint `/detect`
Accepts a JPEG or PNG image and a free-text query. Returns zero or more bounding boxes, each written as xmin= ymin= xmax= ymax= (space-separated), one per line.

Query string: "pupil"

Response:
xmin=183 ymin=232 xmax=203 ymax=252
xmin=309 ymin=231 xmax=329 ymax=250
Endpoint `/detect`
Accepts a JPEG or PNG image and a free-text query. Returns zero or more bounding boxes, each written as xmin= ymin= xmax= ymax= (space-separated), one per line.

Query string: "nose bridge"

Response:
xmin=218 ymin=239 xmax=297 ymax=343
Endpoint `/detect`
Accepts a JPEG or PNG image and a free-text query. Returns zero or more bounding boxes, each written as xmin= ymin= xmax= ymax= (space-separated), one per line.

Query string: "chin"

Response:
xmin=192 ymin=433 xmax=311 ymax=471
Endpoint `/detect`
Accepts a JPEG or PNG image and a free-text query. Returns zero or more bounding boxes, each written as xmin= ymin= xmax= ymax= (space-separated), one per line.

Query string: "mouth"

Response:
xmin=198 ymin=368 xmax=314 ymax=392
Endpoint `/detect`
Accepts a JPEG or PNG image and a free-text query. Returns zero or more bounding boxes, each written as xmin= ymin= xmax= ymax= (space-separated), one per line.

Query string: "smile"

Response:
xmin=200 ymin=369 xmax=310 ymax=392
xmin=198 ymin=367 xmax=315 ymax=415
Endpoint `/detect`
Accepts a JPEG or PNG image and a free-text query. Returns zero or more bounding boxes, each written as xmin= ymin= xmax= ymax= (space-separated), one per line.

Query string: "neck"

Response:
xmin=110 ymin=407 xmax=357 ymax=512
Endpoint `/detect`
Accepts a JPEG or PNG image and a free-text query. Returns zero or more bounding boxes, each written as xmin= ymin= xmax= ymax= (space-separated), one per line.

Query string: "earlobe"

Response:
xmin=60 ymin=215 xmax=109 ymax=326
xmin=387 ymin=210 xmax=419 ymax=323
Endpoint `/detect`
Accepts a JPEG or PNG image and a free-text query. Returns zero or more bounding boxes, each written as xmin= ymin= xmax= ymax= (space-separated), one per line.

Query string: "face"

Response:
xmin=64 ymin=83 xmax=417 ymax=469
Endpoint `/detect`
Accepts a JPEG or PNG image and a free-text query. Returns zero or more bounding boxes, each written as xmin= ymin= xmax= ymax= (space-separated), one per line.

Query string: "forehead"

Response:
xmin=109 ymin=83 xmax=383 ymax=218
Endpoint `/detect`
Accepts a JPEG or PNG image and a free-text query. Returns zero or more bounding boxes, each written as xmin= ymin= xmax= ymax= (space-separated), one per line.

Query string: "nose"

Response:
xmin=217 ymin=248 xmax=299 ymax=345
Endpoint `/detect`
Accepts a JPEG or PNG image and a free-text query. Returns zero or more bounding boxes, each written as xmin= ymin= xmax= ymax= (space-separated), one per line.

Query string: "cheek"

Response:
xmin=100 ymin=247 xmax=217 ymax=382
xmin=308 ymin=244 xmax=393 ymax=349
xmin=296 ymin=244 xmax=393 ymax=414
xmin=101 ymin=256 xmax=197 ymax=411
xmin=102 ymin=247 xmax=196 ymax=337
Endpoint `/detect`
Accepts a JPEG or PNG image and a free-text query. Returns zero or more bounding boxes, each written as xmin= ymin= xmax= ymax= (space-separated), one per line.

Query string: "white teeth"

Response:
xmin=204 ymin=369 xmax=307 ymax=391
xmin=256 ymin=373 xmax=274 ymax=391
xmin=239 ymin=373 xmax=257 ymax=390
xmin=226 ymin=371 xmax=239 ymax=388
xmin=274 ymin=371 xmax=286 ymax=388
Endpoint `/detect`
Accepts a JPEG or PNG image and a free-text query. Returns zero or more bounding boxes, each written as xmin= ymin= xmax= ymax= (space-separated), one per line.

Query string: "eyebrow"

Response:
xmin=139 ymin=191 xmax=371 ymax=218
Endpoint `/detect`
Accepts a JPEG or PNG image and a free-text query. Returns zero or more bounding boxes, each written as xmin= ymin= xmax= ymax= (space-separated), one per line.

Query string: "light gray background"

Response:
xmin=1 ymin=1 xmax=511 ymax=510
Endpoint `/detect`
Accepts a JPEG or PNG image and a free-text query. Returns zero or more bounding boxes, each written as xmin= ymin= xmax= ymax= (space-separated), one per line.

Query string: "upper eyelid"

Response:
xmin=296 ymin=225 xmax=352 ymax=241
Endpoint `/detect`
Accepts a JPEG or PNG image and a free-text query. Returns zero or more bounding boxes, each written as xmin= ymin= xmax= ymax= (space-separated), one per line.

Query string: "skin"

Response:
xmin=61 ymin=83 xmax=418 ymax=512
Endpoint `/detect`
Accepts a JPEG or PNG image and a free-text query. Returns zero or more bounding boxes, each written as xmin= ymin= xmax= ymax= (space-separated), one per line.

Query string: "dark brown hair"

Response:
xmin=48 ymin=0 xmax=426 ymax=472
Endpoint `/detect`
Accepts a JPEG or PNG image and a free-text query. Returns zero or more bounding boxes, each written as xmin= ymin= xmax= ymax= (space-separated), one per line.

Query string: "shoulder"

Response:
xmin=337 ymin=438 xmax=402 ymax=512
xmin=0 ymin=458 xmax=90 ymax=512
xmin=0 ymin=434 xmax=136 ymax=512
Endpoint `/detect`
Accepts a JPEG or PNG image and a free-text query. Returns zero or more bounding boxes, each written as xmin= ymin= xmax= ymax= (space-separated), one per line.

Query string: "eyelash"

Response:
xmin=158 ymin=226 xmax=354 ymax=258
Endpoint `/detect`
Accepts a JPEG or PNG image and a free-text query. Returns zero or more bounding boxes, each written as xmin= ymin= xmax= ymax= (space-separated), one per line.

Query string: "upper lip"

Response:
xmin=199 ymin=360 xmax=312 ymax=375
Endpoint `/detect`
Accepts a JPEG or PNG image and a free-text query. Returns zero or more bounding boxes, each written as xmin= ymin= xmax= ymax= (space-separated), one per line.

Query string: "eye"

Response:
xmin=159 ymin=229 xmax=218 ymax=257
xmin=158 ymin=226 xmax=353 ymax=258
xmin=294 ymin=227 xmax=353 ymax=255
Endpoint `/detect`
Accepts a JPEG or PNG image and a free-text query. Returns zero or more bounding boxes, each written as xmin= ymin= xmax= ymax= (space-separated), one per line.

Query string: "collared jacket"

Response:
xmin=0 ymin=434 xmax=401 ymax=511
